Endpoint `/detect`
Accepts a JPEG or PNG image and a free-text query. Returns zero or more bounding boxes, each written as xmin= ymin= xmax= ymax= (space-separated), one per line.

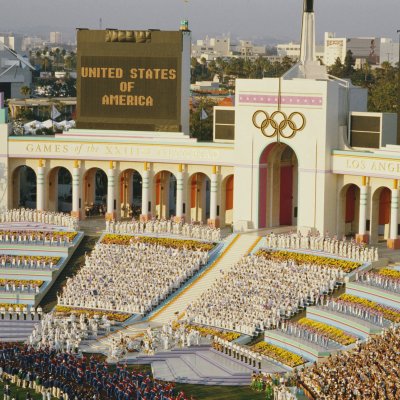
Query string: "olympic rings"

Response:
xmin=252 ymin=110 xmax=306 ymax=139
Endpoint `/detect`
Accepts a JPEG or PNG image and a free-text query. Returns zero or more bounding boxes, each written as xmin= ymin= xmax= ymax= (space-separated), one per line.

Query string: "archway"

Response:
xmin=371 ymin=187 xmax=391 ymax=244
xmin=153 ymin=171 xmax=177 ymax=219
xmin=12 ymin=166 xmax=37 ymax=209
xmin=258 ymin=143 xmax=298 ymax=229
xmin=83 ymin=168 xmax=108 ymax=218
xmin=48 ymin=167 xmax=72 ymax=212
xmin=338 ymin=184 xmax=360 ymax=238
xmin=119 ymin=169 xmax=142 ymax=218
xmin=188 ymin=173 xmax=211 ymax=224
xmin=221 ymin=175 xmax=234 ymax=226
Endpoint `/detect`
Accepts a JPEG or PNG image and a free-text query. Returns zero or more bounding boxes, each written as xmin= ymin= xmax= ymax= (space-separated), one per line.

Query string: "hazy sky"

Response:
xmin=1 ymin=0 xmax=400 ymax=43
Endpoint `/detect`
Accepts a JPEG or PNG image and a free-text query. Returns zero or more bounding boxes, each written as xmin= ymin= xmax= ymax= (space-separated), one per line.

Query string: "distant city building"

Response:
xmin=380 ymin=38 xmax=400 ymax=66
xmin=277 ymin=41 xmax=324 ymax=63
xmin=22 ymin=36 xmax=45 ymax=51
xmin=277 ymin=42 xmax=301 ymax=59
xmin=191 ymin=36 xmax=267 ymax=61
xmin=190 ymin=81 xmax=220 ymax=92
xmin=232 ymin=40 xmax=266 ymax=58
xmin=50 ymin=31 xmax=62 ymax=44
xmin=191 ymin=36 xmax=231 ymax=61
xmin=0 ymin=32 xmax=23 ymax=53
xmin=324 ymin=32 xmax=381 ymax=67
xmin=0 ymin=37 xmax=33 ymax=100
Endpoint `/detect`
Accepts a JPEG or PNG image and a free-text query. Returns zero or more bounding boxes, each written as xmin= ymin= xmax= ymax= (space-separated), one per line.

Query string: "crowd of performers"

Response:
xmin=300 ymin=326 xmax=400 ymax=400
xmin=28 ymin=313 xmax=112 ymax=353
xmin=58 ymin=241 xmax=209 ymax=315
xmin=357 ymin=270 xmax=400 ymax=294
xmin=0 ymin=343 xmax=188 ymax=399
xmin=0 ymin=209 xmax=78 ymax=230
xmin=106 ymin=219 xmax=221 ymax=242
xmin=108 ymin=323 xmax=204 ymax=360
xmin=266 ymin=232 xmax=378 ymax=262
xmin=186 ymin=254 xmax=341 ymax=335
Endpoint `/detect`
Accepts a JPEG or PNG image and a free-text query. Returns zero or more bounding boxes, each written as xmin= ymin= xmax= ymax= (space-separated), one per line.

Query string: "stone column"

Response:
xmin=71 ymin=160 xmax=81 ymax=219
xmin=36 ymin=160 xmax=45 ymax=211
xmin=388 ymin=180 xmax=400 ymax=249
xmin=356 ymin=177 xmax=369 ymax=244
xmin=175 ymin=164 xmax=184 ymax=222
xmin=106 ymin=161 xmax=115 ymax=221
xmin=208 ymin=165 xmax=220 ymax=228
xmin=140 ymin=162 xmax=152 ymax=222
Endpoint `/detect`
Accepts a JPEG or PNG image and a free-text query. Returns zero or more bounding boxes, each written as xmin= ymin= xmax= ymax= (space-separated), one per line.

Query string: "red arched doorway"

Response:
xmin=259 ymin=143 xmax=298 ymax=229
xmin=188 ymin=173 xmax=211 ymax=223
xmin=371 ymin=187 xmax=391 ymax=244
xmin=339 ymin=184 xmax=360 ymax=237
xmin=153 ymin=171 xmax=177 ymax=219
xmin=222 ymin=175 xmax=234 ymax=226
xmin=12 ymin=166 xmax=37 ymax=209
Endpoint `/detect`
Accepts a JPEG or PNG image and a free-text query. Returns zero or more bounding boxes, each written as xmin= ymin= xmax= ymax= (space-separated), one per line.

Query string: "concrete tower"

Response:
xmin=296 ymin=0 xmax=327 ymax=79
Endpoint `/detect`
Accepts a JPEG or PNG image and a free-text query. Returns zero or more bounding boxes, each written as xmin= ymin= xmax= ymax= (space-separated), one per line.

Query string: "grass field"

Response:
xmin=0 ymin=381 xmax=264 ymax=400
xmin=174 ymin=383 xmax=265 ymax=399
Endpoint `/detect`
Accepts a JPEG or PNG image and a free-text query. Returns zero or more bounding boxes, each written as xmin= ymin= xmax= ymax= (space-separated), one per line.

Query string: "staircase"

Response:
xmin=149 ymin=234 xmax=261 ymax=325
xmin=85 ymin=234 xmax=261 ymax=353
xmin=0 ymin=319 xmax=39 ymax=342
xmin=130 ymin=346 xmax=256 ymax=385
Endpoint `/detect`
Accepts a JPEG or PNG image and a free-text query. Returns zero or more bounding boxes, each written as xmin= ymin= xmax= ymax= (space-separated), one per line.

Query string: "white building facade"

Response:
xmin=1 ymin=1 xmax=400 ymax=250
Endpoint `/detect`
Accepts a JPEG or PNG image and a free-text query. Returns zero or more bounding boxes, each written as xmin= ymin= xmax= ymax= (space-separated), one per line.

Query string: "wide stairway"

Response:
xmin=130 ymin=346 xmax=257 ymax=385
xmin=86 ymin=234 xmax=260 ymax=353
xmin=0 ymin=319 xmax=39 ymax=342
xmin=150 ymin=234 xmax=260 ymax=325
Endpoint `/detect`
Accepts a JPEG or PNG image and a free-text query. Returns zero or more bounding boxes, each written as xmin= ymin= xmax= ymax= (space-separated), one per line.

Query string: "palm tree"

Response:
xmin=20 ymin=86 xmax=30 ymax=98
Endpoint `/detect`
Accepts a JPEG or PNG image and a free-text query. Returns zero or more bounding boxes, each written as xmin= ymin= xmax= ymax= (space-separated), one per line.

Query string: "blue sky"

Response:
xmin=1 ymin=0 xmax=400 ymax=43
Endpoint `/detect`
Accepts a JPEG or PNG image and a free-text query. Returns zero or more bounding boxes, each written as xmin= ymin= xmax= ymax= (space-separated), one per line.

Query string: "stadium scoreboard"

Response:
xmin=76 ymin=29 xmax=190 ymax=132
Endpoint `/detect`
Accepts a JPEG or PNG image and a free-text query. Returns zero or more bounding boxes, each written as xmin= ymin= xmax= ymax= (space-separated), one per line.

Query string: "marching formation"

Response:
xmin=266 ymin=233 xmax=379 ymax=262
xmin=0 ymin=230 xmax=75 ymax=246
xmin=321 ymin=296 xmax=387 ymax=326
xmin=0 ymin=343 xmax=188 ymax=399
xmin=186 ymin=254 xmax=341 ymax=335
xmin=357 ymin=269 xmax=400 ymax=293
xmin=0 ymin=209 xmax=79 ymax=230
xmin=0 ymin=305 xmax=42 ymax=321
xmin=58 ymin=240 xmax=209 ymax=315
xmin=0 ymin=280 xmax=41 ymax=293
xmin=106 ymin=218 xmax=222 ymax=242
xmin=0 ymin=255 xmax=59 ymax=270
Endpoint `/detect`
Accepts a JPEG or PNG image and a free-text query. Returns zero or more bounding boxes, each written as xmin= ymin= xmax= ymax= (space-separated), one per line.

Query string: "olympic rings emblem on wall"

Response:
xmin=252 ymin=110 xmax=306 ymax=139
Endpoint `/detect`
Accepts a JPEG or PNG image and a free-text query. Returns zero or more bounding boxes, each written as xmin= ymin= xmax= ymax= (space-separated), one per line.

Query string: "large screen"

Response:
xmin=76 ymin=30 xmax=184 ymax=132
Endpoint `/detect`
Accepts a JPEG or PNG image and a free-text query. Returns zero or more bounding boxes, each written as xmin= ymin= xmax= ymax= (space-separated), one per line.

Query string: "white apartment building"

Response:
xmin=276 ymin=41 xmax=324 ymax=63
xmin=50 ymin=31 xmax=62 ymax=44
xmin=191 ymin=36 xmax=231 ymax=61
xmin=380 ymin=38 xmax=400 ymax=66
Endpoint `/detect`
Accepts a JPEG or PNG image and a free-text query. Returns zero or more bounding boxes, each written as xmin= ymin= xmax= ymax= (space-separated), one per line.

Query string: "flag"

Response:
xmin=200 ymin=108 xmax=208 ymax=121
xmin=51 ymin=105 xmax=61 ymax=120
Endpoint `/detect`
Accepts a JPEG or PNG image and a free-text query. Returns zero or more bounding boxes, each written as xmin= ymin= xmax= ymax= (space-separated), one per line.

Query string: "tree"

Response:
xmin=328 ymin=58 xmax=344 ymax=77
xmin=343 ymin=50 xmax=355 ymax=77
xmin=190 ymin=97 xmax=217 ymax=141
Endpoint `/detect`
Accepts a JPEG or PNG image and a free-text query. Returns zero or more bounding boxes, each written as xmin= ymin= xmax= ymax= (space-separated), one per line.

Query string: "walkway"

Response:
xmin=0 ymin=319 xmax=39 ymax=342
